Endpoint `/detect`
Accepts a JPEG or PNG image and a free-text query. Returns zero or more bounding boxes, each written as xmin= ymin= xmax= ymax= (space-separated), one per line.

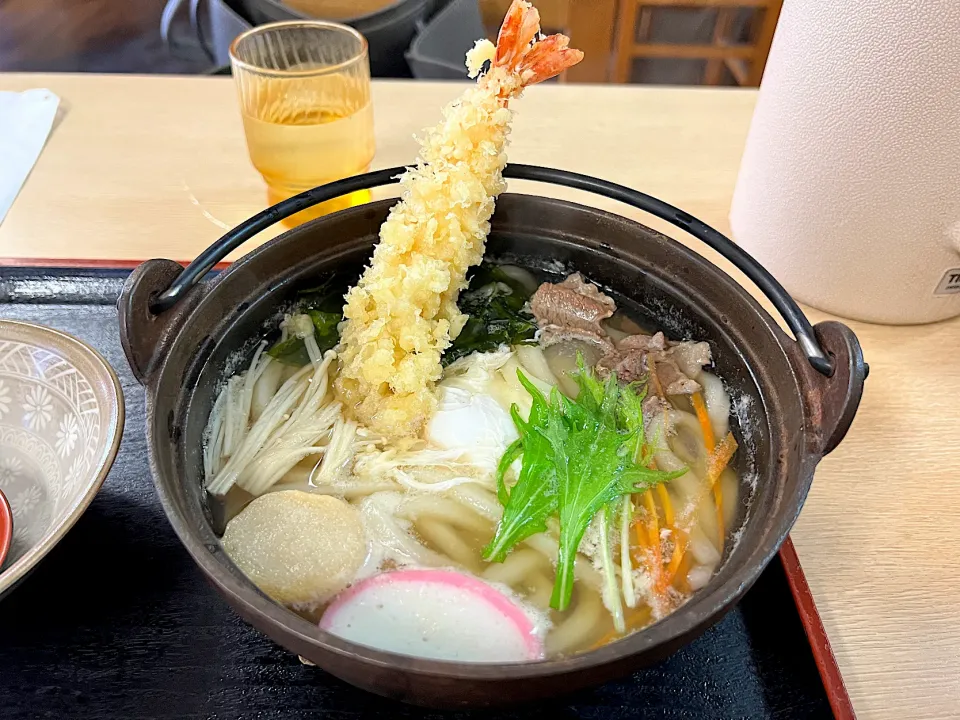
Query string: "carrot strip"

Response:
xmin=668 ymin=431 xmax=739 ymax=586
xmin=691 ymin=392 xmax=716 ymax=449
xmin=705 ymin=431 xmax=737 ymax=555
xmin=655 ymin=483 xmax=674 ymax=526
xmin=642 ymin=491 xmax=660 ymax=549
xmin=655 ymin=483 xmax=684 ymax=586
xmin=665 ymin=526 xmax=687 ymax=583
xmin=692 ymin=392 xmax=724 ymax=552
xmin=671 ymin=549 xmax=693 ymax=594
xmin=675 ymin=431 xmax=738 ymax=531
xmin=707 ymin=432 xmax=738 ymax=490
xmin=641 ymin=490 xmax=667 ymax=595
xmin=632 ymin=516 xmax=646 ymax=563
xmin=630 ymin=493 xmax=663 ymax=578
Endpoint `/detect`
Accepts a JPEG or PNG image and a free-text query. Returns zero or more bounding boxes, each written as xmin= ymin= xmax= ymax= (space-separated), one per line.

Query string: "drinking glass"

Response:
xmin=230 ymin=21 xmax=375 ymax=227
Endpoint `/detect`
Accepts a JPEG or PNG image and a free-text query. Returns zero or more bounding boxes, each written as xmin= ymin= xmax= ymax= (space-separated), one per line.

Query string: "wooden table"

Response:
xmin=1 ymin=73 xmax=958 ymax=719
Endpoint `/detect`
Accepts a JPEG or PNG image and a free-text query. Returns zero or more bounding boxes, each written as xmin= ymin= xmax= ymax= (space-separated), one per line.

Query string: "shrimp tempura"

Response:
xmin=335 ymin=0 xmax=583 ymax=439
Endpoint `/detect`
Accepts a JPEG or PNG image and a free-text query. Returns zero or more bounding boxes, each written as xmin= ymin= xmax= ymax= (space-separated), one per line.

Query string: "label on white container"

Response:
xmin=934 ymin=269 xmax=960 ymax=295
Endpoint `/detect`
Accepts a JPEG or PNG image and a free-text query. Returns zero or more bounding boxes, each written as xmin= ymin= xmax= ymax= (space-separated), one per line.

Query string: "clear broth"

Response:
xmin=209 ymin=267 xmax=741 ymax=658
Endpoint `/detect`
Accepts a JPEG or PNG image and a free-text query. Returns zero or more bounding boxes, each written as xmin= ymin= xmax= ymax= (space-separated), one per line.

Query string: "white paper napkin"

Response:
xmin=0 ymin=88 xmax=60 ymax=225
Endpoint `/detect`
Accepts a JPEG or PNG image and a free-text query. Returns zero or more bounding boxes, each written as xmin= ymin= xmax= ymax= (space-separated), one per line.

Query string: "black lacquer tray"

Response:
xmin=0 ymin=265 xmax=850 ymax=720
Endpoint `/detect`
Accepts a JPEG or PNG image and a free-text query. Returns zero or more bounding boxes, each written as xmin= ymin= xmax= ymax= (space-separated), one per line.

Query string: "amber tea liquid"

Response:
xmin=231 ymin=23 xmax=375 ymax=227
xmin=240 ymin=79 xmax=374 ymax=226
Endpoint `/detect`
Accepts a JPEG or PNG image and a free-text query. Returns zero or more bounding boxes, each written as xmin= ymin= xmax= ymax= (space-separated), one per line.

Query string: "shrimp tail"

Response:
xmin=494 ymin=0 xmax=542 ymax=70
xmin=518 ymin=33 xmax=583 ymax=86
xmin=493 ymin=0 xmax=584 ymax=87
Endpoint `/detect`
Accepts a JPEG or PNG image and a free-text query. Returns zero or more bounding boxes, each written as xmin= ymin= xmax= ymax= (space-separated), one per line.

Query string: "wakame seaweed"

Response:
xmin=268 ymin=264 xmax=536 ymax=366
xmin=444 ymin=263 xmax=538 ymax=366
xmin=267 ymin=276 xmax=346 ymax=365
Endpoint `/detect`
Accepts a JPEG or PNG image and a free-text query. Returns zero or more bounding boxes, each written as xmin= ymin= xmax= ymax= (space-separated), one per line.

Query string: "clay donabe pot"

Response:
xmin=118 ymin=166 xmax=866 ymax=708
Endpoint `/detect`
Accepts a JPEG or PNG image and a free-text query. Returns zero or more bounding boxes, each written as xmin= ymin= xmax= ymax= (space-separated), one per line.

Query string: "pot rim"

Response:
xmin=148 ymin=164 xmax=835 ymax=382
xmin=143 ymin=194 xmax=823 ymax=681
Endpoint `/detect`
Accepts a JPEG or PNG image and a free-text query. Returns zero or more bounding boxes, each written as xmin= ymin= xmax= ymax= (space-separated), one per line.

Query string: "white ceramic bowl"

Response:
xmin=0 ymin=320 xmax=123 ymax=598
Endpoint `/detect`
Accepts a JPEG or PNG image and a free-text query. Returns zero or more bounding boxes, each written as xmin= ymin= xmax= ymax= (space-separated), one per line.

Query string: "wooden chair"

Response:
xmin=479 ymin=0 xmax=620 ymax=84
xmin=613 ymin=0 xmax=783 ymax=86
xmin=479 ymin=0 xmax=571 ymax=35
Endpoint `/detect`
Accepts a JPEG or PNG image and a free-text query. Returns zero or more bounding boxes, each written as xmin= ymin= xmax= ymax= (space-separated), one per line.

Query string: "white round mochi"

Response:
xmin=222 ymin=491 xmax=366 ymax=607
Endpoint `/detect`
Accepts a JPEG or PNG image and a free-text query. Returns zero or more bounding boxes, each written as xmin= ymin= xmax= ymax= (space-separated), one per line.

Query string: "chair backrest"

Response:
xmin=613 ymin=0 xmax=783 ymax=86
xmin=478 ymin=0 xmax=568 ymax=33
xmin=406 ymin=0 xmax=486 ymax=80
xmin=237 ymin=0 xmax=439 ymax=77
xmin=206 ymin=0 xmax=253 ymax=67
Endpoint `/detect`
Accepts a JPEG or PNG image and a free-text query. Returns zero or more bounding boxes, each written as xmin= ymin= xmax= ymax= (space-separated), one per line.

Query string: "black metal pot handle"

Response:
xmin=150 ymin=164 xmax=834 ymax=377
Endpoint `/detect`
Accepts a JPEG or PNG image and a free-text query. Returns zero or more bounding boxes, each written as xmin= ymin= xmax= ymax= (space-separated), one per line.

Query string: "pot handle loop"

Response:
xmin=506 ymin=166 xmax=835 ymax=376
xmin=150 ymin=164 xmax=834 ymax=377
xmin=119 ymin=259 xmax=208 ymax=385
xmin=808 ymin=321 xmax=867 ymax=455
xmin=150 ymin=168 xmax=407 ymax=315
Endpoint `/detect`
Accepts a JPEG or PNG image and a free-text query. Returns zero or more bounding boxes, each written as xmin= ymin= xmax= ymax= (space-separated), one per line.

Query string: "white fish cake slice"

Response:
xmin=222 ymin=491 xmax=366 ymax=607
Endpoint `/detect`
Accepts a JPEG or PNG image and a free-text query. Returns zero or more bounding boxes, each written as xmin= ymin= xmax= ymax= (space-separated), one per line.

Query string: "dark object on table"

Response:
xmin=165 ymin=0 xmax=442 ymax=77
xmin=407 ymin=0 xmax=485 ymax=80
xmin=205 ymin=0 xmax=252 ymax=66
xmin=116 ymin=165 xmax=865 ymax=707
xmin=0 ymin=0 xmax=209 ymax=74
xmin=241 ymin=0 xmax=437 ymax=77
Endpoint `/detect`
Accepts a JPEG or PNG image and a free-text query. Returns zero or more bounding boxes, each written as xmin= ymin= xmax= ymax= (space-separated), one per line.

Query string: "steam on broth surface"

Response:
xmin=204 ymin=264 xmax=740 ymax=661
xmin=202 ymin=0 xmax=739 ymax=664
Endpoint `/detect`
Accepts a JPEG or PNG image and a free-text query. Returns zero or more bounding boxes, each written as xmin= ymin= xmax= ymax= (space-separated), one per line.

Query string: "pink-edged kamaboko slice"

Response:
xmin=319 ymin=568 xmax=547 ymax=662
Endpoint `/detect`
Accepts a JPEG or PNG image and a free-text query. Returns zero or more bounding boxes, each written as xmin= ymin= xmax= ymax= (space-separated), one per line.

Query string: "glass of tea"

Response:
xmin=230 ymin=21 xmax=375 ymax=227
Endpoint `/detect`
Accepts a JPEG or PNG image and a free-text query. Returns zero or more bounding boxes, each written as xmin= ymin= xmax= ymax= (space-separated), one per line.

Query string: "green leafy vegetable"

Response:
xmin=444 ymin=264 xmax=538 ymax=366
xmin=267 ymin=278 xmax=345 ymax=365
xmin=296 ymin=274 xmax=346 ymax=313
xmin=484 ymin=358 xmax=684 ymax=611
xmin=307 ymin=309 xmax=341 ymax=350
xmin=266 ymin=335 xmax=312 ymax=366
xmin=278 ymin=263 xmax=537 ymax=367
xmin=484 ymin=374 xmax=558 ymax=562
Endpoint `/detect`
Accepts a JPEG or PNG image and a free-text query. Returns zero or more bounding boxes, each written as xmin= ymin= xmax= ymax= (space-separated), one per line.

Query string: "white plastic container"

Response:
xmin=730 ymin=0 xmax=960 ymax=325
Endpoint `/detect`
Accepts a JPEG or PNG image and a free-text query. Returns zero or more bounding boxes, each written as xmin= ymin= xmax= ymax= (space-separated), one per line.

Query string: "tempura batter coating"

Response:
xmin=335 ymin=1 xmax=583 ymax=439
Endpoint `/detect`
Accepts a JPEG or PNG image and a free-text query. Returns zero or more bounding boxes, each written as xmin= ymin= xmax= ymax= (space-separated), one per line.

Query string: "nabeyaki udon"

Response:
xmin=204 ymin=0 xmax=740 ymax=662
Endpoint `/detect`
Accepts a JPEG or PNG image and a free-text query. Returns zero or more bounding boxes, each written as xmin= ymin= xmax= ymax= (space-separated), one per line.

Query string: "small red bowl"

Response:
xmin=0 ymin=489 xmax=12 ymax=569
